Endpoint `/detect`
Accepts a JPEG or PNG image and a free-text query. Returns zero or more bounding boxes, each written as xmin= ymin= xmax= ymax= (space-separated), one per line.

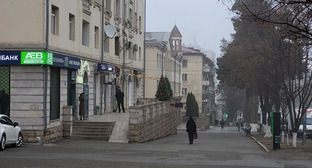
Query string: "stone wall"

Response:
xmin=23 ymin=125 xmax=63 ymax=143
xmin=128 ymin=101 xmax=180 ymax=143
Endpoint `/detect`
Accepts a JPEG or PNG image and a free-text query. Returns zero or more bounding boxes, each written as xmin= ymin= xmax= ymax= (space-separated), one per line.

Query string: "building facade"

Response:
xmin=144 ymin=25 xmax=182 ymax=99
xmin=0 ymin=0 xmax=145 ymax=142
xmin=202 ymin=56 xmax=216 ymax=122
xmin=181 ymin=46 xmax=205 ymax=114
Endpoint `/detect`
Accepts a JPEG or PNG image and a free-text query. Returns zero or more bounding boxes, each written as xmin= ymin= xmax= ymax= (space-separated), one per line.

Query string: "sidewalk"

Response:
xmin=252 ymin=133 xmax=312 ymax=152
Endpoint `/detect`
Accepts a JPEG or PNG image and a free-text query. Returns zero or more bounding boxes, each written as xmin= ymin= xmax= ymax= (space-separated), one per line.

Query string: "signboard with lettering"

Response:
xmin=21 ymin=51 xmax=53 ymax=65
xmin=0 ymin=51 xmax=21 ymax=65
xmin=97 ymin=63 xmax=114 ymax=72
xmin=53 ymin=53 xmax=81 ymax=69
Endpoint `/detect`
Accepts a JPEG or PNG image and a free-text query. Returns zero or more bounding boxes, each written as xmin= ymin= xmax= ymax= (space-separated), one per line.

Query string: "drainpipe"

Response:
xmin=43 ymin=0 xmax=49 ymax=134
xmin=122 ymin=0 xmax=126 ymax=95
xmin=174 ymin=55 xmax=176 ymax=96
xmin=143 ymin=0 xmax=146 ymax=98
xmin=100 ymin=0 xmax=105 ymax=114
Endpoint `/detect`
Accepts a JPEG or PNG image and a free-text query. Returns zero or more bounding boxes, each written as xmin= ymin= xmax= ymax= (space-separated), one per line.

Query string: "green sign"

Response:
xmin=21 ymin=51 xmax=53 ymax=65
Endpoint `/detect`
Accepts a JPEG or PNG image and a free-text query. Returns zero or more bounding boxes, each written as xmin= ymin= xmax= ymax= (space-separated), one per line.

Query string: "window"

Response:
xmin=82 ymin=20 xmax=90 ymax=46
xmin=182 ymin=74 xmax=187 ymax=82
xmin=106 ymin=0 xmax=111 ymax=11
xmin=182 ymin=88 xmax=187 ymax=96
xmin=157 ymin=54 xmax=162 ymax=69
xmin=115 ymin=0 xmax=121 ymax=17
xmin=139 ymin=16 xmax=142 ymax=33
xmin=134 ymin=12 xmax=138 ymax=30
xmin=94 ymin=26 xmax=99 ymax=48
xmin=69 ymin=14 xmax=75 ymax=40
xmin=182 ymin=60 xmax=187 ymax=67
xmin=129 ymin=8 xmax=133 ymax=28
xmin=139 ymin=47 xmax=141 ymax=61
xmin=51 ymin=5 xmax=59 ymax=35
xmin=133 ymin=50 xmax=136 ymax=60
xmin=115 ymin=36 xmax=120 ymax=56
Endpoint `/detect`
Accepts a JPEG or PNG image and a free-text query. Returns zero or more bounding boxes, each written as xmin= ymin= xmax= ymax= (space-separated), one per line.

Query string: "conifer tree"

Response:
xmin=186 ymin=92 xmax=199 ymax=117
xmin=155 ymin=75 xmax=173 ymax=101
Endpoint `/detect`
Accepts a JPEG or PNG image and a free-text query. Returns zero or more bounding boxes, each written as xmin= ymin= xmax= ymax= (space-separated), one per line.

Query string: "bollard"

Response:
xmin=292 ymin=132 xmax=297 ymax=148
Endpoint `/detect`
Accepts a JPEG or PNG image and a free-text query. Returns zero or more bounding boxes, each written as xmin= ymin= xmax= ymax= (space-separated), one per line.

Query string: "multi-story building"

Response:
xmin=181 ymin=46 xmax=206 ymax=114
xmin=202 ymin=56 xmax=216 ymax=121
xmin=144 ymin=25 xmax=182 ymax=99
xmin=0 ymin=0 xmax=145 ymax=142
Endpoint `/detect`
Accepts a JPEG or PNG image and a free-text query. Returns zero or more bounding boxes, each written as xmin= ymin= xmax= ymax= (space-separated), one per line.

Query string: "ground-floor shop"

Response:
xmin=0 ymin=50 xmax=144 ymax=142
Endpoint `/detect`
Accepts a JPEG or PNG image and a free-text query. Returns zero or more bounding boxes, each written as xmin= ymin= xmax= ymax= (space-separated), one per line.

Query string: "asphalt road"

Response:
xmin=0 ymin=126 xmax=311 ymax=168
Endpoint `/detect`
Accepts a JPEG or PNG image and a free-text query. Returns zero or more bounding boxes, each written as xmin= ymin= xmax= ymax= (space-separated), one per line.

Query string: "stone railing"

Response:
xmin=128 ymin=100 xmax=181 ymax=142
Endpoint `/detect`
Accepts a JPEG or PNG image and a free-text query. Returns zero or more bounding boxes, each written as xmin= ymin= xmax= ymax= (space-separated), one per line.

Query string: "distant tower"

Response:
xmin=170 ymin=25 xmax=182 ymax=56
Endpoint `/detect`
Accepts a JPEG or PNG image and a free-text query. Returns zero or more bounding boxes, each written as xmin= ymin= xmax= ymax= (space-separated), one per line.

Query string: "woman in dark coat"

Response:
xmin=186 ymin=117 xmax=197 ymax=144
xmin=79 ymin=93 xmax=85 ymax=120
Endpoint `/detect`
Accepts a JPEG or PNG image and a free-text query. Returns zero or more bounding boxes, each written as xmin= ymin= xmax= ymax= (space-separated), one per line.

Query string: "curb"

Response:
xmin=251 ymin=135 xmax=270 ymax=152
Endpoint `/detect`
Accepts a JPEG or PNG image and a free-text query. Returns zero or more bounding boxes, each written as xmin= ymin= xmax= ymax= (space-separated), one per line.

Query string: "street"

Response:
xmin=0 ymin=126 xmax=311 ymax=168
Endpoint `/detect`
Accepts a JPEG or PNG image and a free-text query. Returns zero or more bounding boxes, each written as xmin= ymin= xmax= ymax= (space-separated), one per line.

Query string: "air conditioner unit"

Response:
xmin=133 ymin=44 xmax=138 ymax=51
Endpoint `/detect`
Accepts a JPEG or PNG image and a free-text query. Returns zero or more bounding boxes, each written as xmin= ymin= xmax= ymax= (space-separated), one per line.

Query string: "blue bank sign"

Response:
xmin=0 ymin=51 xmax=20 ymax=65
xmin=53 ymin=53 xmax=81 ymax=69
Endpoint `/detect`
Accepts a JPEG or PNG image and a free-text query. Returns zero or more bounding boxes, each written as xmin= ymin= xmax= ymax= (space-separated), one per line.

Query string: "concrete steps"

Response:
xmin=71 ymin=122 xmax=115 ymax=141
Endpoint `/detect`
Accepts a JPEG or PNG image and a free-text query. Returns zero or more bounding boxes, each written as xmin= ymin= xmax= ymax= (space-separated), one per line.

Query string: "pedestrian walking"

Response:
xmin=115 ymin=89 xmax=125 ymax=113
xmin=237 ymin=119 xmax=242 ymax=133
xmin=79 ymin=93 xmax=85 ymax=120
xmin=186 ymin=116 xmax=197 ymax=145
xmin=220 ymin=119 xmax=225 ymax=128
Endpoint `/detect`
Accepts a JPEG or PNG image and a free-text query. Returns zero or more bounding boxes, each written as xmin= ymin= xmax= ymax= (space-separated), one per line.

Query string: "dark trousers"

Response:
xmin=117 ymin=100 xmax=125 ymax=112
xmin=188 ymin=132 xmax=194 ymax=144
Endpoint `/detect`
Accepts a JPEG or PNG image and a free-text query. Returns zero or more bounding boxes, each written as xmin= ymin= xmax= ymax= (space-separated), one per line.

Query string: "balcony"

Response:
xmin=203 ymin=66 xmax=210 ymax=73
xmin=202 ymin=94 xmax=210 ymax=101
xmin=203 ymin=66 xmax=215 ymax=74
xmin=202 ymin=81 xmax=209 ymax=86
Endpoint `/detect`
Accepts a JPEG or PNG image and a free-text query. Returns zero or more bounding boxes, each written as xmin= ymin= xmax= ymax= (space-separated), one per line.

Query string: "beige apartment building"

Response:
xmin=181 ymin=46 xmax=206 ymax=114
xmin=144 ymin=25 xmax=182 ymax=99
xmin=0 ymin=0 xmax=145 ymax=142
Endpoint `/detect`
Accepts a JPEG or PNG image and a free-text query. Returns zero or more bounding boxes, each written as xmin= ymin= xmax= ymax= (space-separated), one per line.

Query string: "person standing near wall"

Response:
xmin=186 ymin=116 xmax=197 ymax=145
xmin=79 ymin=93 xmax=85 ymax=120
xmin=115 ymin=89 xmax=125 ymax=113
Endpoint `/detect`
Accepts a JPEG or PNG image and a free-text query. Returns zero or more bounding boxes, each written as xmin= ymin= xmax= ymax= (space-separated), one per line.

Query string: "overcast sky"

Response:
xmin=146 ymin=0 xmax=235 ymax=57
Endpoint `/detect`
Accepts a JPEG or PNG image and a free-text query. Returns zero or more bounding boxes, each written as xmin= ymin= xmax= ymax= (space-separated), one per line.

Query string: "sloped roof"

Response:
xmin=181 ymin=46 xmax=203 ymax=54
xmin=145 ymin=32 xmax=171 ymax=42
xmin=170 ymin=25 xmax=182 ymax=37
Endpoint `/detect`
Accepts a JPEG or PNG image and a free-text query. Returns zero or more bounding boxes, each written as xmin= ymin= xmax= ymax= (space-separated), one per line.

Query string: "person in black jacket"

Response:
xmin=115 ymin=89 xmax=125 ymax=113
xmin=186 ymin=116 xmax=197 ymax=144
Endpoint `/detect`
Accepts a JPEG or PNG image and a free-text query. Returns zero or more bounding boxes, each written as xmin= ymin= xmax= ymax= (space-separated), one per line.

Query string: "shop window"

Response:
xmin=0 ymin=66 xmax=10 ymax=117
xmin=50 ymin=67 xmax=60 ymax=120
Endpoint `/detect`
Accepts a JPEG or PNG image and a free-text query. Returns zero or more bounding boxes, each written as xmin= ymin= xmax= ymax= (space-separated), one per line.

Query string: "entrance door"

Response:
xmin=0 ymin=66 xmax=10 ymax=116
